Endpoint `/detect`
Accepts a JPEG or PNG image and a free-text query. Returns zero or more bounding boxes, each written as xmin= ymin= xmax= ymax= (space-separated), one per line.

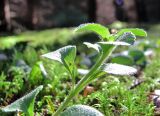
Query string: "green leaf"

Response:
xmin=98 ymin=41 xmax=131 ymax=46
xmin=60 ymin=105 xmax=104 ymax=116
xmin=116 ymin=32 xmax=136 ymax=45
xmin=111 ymin=55 xmax=134 ymax=66
xmin=83 ymin=41 xmax=130 ymax=55
xmin=128 ymin=49 xmax=146 ymax=66
xmin=111 ymin=28 xmax=147 ymax=44
xmin=96 ymin=42 xmax=131 ymax=63
xmin=1 ymin=85 xmax=43 ymax=116
xmin=100 ymin=63 xmax=137 ymax=75
xmin=29 ymin=62 xmax=44 ymax=85
xmin=118 ymin=28 xmax=147 ymax=37
xmin=83 ymin=42 xmax=100 ymax=53
xmin=78 ymin=68 xmax=89 ymax=75
xmin=83 ymin=62 xmax=137 ymax=84
xmin=42 ymin=45 xmax=77 ymax=77
xmin=75 ymin=23 xmax=110 ymax=39
xmin=97 ymin=41 xmax=130 ymax=55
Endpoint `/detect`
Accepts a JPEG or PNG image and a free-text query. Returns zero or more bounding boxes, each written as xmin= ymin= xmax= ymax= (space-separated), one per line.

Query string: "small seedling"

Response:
xmin=42 ymin=23 xmax=147 ymax=116
xmin=1 ymin=23 xmax=147 ymax=116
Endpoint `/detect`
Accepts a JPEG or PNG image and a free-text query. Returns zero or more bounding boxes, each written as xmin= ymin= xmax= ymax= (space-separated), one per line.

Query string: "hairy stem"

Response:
xmin=53 ymin=46 xmax=116 ymax=116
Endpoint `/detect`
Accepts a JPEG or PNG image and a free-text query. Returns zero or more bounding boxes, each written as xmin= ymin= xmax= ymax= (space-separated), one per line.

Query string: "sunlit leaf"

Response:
xmin=112 ymin=28 xmax=147 ymax=45
xmin=97 ymin=41 xmax=130 ymax=55
xmin=39 ymin=62 xmax=48 ymax=77
xmin=81 ymin=41 xmax=132 ymax=83
xmin=1 ymin=85 xmax=43 ymax=116
xmin=75 ymin=23 xmax=110 ymax=39
xmin=116 ymin=32 xmax=136 ymax=45
xmin=83 ymin=41 xmax=130 ymax=56
xmin=78 ymin=68 xmax=89 ymax=75
xmin=100 ymin=63 xmax=137 ymax=75
xmin=83 ymin=42 xmax=100 ymax=53
xmin=42 ymin=46 xmax=76 ymax=63
xmin=60 ymin=105 xmax=104 ymax=116
xmin=42 ymin=45 xmax=77 ymax=77
xmin=118 ymin=28 xmax=147 ymax=37
xmin=96 ymin=42 xmax=131 ymax=63
xmin=98 ymin=41 xmax=131 ymax=46
xmin=29 ymin=62 xmax=44 ymax=85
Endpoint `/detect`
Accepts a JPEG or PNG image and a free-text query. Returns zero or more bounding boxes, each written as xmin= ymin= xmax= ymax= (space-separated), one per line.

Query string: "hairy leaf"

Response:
xmin=118 ymin=28 xmax=147 ymax=37
xmin=116 ymin=32 xmax=136 ymax=45
xmin=1 ymin=85 xmax=43 ymax=116
xmin=98 ymin=41 xmax=131 ymax=46
xmin=42 ymin=45 xmax=77 ymax=77
xmin=83 ymin=42 xmax=100 ymax=52
xmin=60 ymin=105 xmax=104 ymax=116
xmin=100 ymin=63 xmax=137 ymax=75
xmin=42 ymin=46 xmax=76 ymax=63
xmin=96 ymin=42 xmax=131 ymax=64
xmin=97 ymin=41 xmax=130 ymax=55
xmin=75 ymin=23 xmax=110 ymax=39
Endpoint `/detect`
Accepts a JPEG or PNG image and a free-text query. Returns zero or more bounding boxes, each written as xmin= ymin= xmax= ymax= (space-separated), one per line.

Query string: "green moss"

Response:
xmin=0 ymin=28 xmax=74 ymax=49
xmin=144 ymin=59 xmax=160 ymax=79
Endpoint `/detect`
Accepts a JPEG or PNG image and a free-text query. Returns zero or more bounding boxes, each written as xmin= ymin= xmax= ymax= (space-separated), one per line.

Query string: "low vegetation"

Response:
xmin=0 ymin=23 xmax=160 ymax=115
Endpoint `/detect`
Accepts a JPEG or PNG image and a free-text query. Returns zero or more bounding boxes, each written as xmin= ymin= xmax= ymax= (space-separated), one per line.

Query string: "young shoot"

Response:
xmin=1 ymin=23 xmax=147 ymax=116
xmin=42 ymin=23 xmax=147 ymax=116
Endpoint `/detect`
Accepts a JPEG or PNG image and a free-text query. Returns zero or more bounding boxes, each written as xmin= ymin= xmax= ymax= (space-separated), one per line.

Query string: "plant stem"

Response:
xmin=53 ymin=58 xmax=102 ymax=115
xmin=53 ymin=46 xmax=116 ymax=116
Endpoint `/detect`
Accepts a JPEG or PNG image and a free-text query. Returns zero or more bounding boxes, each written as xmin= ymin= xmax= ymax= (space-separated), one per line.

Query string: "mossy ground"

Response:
xmin=0 ymin=24 xmax=160 ymax=115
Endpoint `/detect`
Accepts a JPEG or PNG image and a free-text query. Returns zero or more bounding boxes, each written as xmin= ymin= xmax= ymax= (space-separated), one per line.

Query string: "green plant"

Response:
xmin=1 ymin=23 xmax=147 ymax=116
xmin=0 ymin=67 xmax=25 ymax=104
xmin=41 ymin=23 xmax=147 ymax=115
xmin=80 ymin=75 xmax=154 ymax=115
xmin=111 ymin=49 xmax=147 ymax=67
xmin=60 ymin=105 xmax=104 ymax=116
xmin=1 ymin=85 xmax=43 ymax=116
